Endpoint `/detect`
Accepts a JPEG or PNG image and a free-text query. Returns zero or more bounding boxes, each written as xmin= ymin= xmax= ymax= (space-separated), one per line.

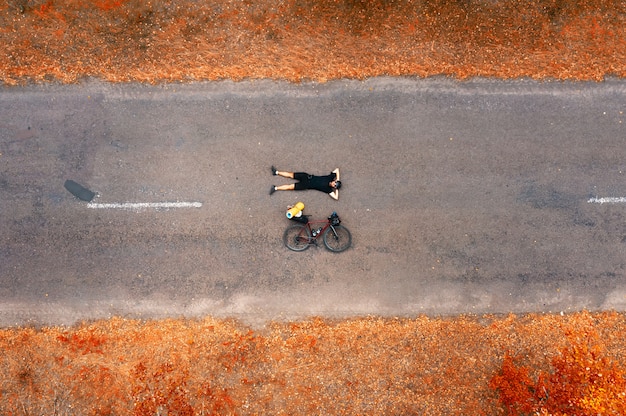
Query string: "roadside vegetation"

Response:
xmin=2 ymin=0 xmax=625 ymax=414
xmin=1 ymin=311 xmax=626 ymax=415
xmin=0 ymin=0 xmax=624 ymax=84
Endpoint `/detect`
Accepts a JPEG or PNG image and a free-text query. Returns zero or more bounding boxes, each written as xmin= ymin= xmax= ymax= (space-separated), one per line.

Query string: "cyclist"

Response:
xmin=270 ymin=166 xmax=341 ymax=200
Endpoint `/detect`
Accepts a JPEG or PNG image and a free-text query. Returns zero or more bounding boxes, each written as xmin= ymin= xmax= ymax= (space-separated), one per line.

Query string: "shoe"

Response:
xmin=271 ymin=166 xmax=277 ymax=176
xmin=269 ymin=186 xmax=276 ymax=195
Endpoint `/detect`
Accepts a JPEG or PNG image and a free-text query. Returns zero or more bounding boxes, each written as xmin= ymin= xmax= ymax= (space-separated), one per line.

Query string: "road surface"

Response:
xmin=1 ymin=77 xmax=625 ymax=327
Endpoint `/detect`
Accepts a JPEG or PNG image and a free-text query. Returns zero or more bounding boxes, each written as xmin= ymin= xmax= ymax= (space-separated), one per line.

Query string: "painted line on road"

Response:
xmin=587 ymin=197 xmax=626 ymax=204
xmin=88 ymin=202 xmax=203 ymax=210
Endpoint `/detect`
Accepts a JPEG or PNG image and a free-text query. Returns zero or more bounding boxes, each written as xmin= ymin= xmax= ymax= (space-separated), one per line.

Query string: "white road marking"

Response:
xmin=587 ymin=197 xmax=626 ymax=204
xmin=88 ymin=202 xmax=202 ymax=210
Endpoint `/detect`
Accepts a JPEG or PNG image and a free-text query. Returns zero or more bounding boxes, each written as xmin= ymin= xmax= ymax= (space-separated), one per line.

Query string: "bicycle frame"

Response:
xmin=306 ymin=219 xmax=336 ymax=242
xmin=283 ymin=212 xmax=352 ymax=252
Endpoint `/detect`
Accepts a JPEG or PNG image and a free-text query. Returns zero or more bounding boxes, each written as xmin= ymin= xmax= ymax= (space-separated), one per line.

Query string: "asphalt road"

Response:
xmin=1 ymin=77 xmax=625 ymax=328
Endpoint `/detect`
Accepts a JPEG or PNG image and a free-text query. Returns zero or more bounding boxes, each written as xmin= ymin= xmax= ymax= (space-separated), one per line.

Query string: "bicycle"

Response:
xmin=283 ymin=211 xmax=352 ymax=252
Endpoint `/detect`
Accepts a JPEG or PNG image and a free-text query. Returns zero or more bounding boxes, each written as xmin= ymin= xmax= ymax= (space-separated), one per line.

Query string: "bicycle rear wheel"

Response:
xmin=283 ymin=224 xmax=311 ymax=251
xmin=323 ymin=225 xmax=351 ymax=252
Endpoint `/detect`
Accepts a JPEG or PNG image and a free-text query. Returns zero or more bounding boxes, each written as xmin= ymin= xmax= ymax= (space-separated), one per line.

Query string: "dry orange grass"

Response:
xmin=0 ymin=0 xmax=624 ymax=85
xmin=1 ymin=311 xmax=626 ymax=414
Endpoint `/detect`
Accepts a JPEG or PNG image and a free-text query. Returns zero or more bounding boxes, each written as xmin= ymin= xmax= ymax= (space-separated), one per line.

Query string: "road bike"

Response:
xmin=283 ymin=211 xmax=352 ymax=252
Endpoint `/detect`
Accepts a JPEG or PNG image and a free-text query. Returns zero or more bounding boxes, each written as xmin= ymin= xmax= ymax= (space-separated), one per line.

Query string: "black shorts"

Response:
xmin=293 ymin=172 xmax=313 ymax=191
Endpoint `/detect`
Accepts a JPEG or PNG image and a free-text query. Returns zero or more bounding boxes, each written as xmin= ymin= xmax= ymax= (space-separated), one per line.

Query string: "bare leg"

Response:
xmin=270 ymin=166 xmax=296 ymax=195
xmin=275 ymin=184 xmax=295 ymax=191
xmin=276 ymin=170 xmax=294 ymax=179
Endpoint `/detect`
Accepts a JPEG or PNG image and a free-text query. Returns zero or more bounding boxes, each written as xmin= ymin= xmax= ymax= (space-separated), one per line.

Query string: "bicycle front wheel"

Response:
xmin=323 ymin=225 xmax=352 ymax=252
xmin=283 ymin=225 xmax=311 ymax=251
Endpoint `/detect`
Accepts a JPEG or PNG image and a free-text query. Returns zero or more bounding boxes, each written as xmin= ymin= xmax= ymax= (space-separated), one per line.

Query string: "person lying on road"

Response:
xmin=270 ymin=166 xmax=341 ymax=200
